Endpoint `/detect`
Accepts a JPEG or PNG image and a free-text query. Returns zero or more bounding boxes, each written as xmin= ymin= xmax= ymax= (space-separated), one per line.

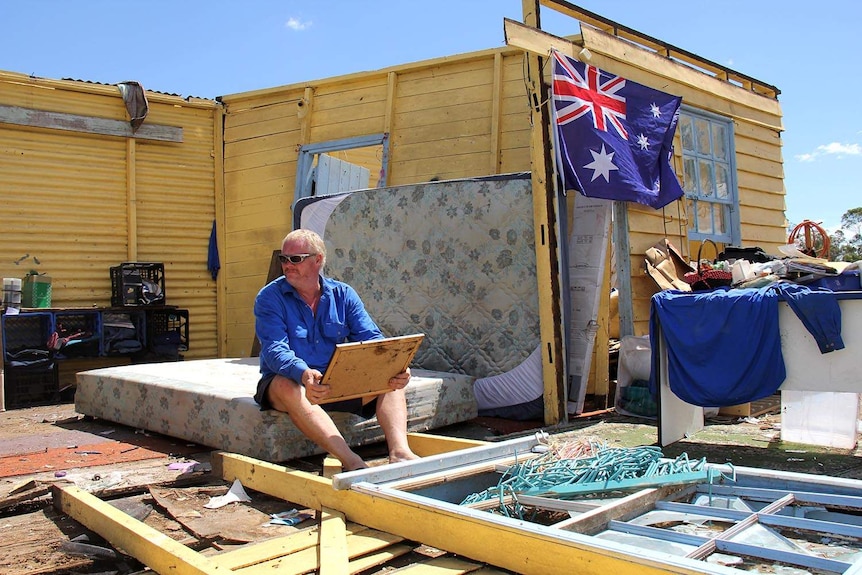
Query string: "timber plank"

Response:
xmin=347 ymin=543 xmax=415 ymax=573
xmin=211 ymin=524 xmax=369 ymax=570
xmin=579 ymin=27 xmax=781 ymax=118
xmin=0 ymin=506 xmax=93 ymax=575
xmin=238 ymin=528 xmax=407 ymax=575
xmin=396 ymin=85 xmax=492 ymax=114
xmin=397 ymin=65 xmax=494 ymax=98
xmin=395 ymin=101 xmax=491 ymax=129
xmin=386 ymin=555 xmax=484 ymax=573
xmin=0 ymin=104 xmax=183 ymax=142
xmin=313 ymin=82 xmax=389 ymax=111
xmin=53 ymin=484 xmax=220 ymax=575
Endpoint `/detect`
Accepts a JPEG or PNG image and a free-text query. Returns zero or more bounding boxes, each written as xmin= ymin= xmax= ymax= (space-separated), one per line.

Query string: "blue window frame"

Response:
xmin=679 ymin=108 xmax=740 ymax=245
xmin=294 ymin=133 xmax=390 ymax=202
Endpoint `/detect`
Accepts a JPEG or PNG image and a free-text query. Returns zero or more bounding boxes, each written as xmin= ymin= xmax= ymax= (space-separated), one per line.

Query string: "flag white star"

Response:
xmin=650 ymin=103 xmax=661 ymax=118
xmin=584 ymin=144 xmax=618 ymax=182
xmin=637 ymin=133 xmax=650 ymax=150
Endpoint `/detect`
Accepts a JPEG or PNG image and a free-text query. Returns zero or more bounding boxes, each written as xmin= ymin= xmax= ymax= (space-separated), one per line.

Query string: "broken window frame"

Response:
xmin=293 ymin=133 xmax=390 ymax=203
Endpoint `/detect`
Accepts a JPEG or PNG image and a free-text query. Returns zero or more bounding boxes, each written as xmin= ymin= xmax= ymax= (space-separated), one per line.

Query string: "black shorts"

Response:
xmin=254 ymin=373 xmax=378 ymax=417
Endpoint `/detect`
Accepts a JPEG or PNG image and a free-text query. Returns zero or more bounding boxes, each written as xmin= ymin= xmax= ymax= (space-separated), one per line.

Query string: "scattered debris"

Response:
xmin=203 ymin=479 xmax=250 ymax=509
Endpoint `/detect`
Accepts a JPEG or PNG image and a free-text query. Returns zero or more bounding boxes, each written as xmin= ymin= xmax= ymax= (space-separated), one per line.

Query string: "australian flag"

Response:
xmin=551 ymin=49 xmax=685 ymax=209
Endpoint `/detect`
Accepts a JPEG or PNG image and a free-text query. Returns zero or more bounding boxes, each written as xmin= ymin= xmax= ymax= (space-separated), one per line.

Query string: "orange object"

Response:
xmin=788 ymin=219 xmax=831 ymax=259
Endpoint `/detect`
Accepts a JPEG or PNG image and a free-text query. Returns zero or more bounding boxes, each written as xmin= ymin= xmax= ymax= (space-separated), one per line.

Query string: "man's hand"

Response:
xmin=301 ymin=368 xmax=329 ymax=405
xmin=388 ymin=367 xmax=412 ymax=390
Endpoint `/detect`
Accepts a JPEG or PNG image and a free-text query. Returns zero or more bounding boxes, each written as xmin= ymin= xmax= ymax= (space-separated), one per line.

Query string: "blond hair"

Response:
xmin=283 ymin=229 xmax=327 ymax=267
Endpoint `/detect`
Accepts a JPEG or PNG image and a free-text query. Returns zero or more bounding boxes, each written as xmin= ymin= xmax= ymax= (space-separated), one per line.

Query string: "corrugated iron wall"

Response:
xmin=0 ymin=71 xmax=222 ymax=359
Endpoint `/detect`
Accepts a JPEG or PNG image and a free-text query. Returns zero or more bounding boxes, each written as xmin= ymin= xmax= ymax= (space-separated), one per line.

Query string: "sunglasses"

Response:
xmin=278 ymin=253 xmax=315 ymax=265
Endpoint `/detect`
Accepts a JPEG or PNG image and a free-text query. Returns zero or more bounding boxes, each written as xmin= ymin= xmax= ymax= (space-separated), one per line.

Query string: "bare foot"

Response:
xmin=388 ymin=450 xmax=421 ymax=465
xmin=341 ymin=453 xmax=368 ymax=472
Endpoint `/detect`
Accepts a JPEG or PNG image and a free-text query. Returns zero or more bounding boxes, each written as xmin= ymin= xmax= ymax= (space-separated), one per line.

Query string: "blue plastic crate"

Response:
xmin=1 ymin=312 xmax=53 ymax=357
xmin=54 ymin=310 xmax=102 ymax=358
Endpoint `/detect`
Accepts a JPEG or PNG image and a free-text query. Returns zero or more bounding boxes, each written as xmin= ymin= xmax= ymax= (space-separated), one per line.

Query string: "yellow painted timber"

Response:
xmin=392 ymin=555 xmax=483 ymax=573
xmin=347 ymin=543 xmax=414 ymax=573
xmin=503 ymin=18 xmax=579 ymax=59
xmin=298 ymin=86 xmax=313 ymax=145
xmin=406 ymin=432 xmax=488 ymax=457
xmin=210 ymin=526 xmax=368 ymax=570
xmin=126 ymin=138 xmax=137 ymax=259
xmin=214 ymin=452 xmax=684 ymax=575
xmin=53 ymin=485 xmax=220 ymax=575
xmin=320 ymin=456 xmax=349 ymax=575
xmin=592 ymin=245 xmax=611 ymax=404
xmin=312 ymin=81 xmax=389 ymax=112
xmin=579 ymin=27 xmax=781 ymax=119
xmin=489 ymin=52 xmax=503 ymax=175
xmin=240 ymin=528 xmax=405 ymax=575
xmin=213 ymin=104 xmax=226 ymax=358
xmin=319 ymin=510 xmax=349 ymax=575
xmin=522 ymin=0 xmax=566 ymax=425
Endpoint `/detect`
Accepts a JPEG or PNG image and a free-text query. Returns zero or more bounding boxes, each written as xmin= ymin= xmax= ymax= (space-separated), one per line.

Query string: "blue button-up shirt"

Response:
xmin=254 ymin=275 xmax=383 ymax=383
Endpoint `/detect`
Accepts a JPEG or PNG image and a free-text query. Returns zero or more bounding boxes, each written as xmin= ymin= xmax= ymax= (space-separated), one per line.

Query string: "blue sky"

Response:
xmin=1 ymin=1 xmax=858 ymax=230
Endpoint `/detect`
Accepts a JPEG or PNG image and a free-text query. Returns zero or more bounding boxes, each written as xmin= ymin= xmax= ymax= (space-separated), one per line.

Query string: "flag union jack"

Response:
xmin=552 ymin=52 xmax=628 ymax=140
xmin=550 ymin=49 xmax=685 ymax=209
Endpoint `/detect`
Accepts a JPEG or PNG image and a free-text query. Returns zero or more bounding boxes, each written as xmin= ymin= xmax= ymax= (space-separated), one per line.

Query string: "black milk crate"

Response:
xmin=110 ymin=262 xmax=166 ymax=306
xmin=3 ymin=363 xmax=59 ymax=409
xmin=1 ymin=312 xmax=53 ymax=358
xmin=53 ymin=310 xmax=102 ymax=358
xmin=146 ymin=308 xmax=189 ymax=358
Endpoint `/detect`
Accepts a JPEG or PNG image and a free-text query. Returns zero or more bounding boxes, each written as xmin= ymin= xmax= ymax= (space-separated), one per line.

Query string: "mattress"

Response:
xmin=295 ymin=173 xmax=544 ymax=413
xmin=75 ymin=359 xmax=477 ymax=462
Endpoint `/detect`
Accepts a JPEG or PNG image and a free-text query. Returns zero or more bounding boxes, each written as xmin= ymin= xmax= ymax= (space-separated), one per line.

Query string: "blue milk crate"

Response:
xmin=53 ymin=310 xmax=102 ymax=358
xmin=2 ymin=312 xmax=53 ymax=359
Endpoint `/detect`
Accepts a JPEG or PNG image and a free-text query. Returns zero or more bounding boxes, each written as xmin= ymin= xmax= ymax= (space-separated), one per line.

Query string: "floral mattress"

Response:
xmin=75 ymin=358 xmax=476 ymax=462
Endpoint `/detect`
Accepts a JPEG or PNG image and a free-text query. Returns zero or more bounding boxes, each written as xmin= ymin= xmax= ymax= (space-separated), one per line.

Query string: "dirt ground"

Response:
xmin=1 ymin=400 xmax=861 ymax=574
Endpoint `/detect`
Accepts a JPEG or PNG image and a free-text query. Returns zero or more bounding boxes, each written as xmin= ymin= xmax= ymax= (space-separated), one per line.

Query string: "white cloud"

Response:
xmin=795 ymin=141 xmax=862 ymax=162
xmin=285 ymin=17 xmax=311 ymax=31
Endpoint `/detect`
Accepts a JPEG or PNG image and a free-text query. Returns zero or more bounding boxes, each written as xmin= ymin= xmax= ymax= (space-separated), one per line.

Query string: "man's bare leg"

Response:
xmin=267 ymin=376 xmax=367 ymax=471
xmin=375 ymin=387 xmax=420 ymax=464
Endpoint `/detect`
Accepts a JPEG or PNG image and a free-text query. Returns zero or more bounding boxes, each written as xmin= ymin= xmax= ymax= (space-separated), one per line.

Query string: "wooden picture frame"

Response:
xmin=319 ymin=333 xmax=425 ymax=403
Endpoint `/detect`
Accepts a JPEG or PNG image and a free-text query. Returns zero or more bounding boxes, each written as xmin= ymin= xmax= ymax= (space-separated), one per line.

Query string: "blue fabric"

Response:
xmin=207 ymin=220 xmax=220 ymax=280
xmin=771 ymin=282 xmax=844 ymax=353
xmin=254 ymin=275 xmax=383 ymax=384
xmin=550 ymin=50 xmax=684 ymax=209
xmin=649 ymin=287 xmax=786 ymax=407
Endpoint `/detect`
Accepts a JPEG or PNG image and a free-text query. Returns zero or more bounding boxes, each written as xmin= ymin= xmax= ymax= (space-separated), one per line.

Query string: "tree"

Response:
xmin=829 ymin=207 xmax=862 ymax=262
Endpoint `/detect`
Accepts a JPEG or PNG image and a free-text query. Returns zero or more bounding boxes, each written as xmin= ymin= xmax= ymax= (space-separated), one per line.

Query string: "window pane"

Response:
xmin=695 ymin=118 xmax=711 ymax=155
xmin=716 ymin=164 xmax=730 ymax=199
xmin=683 ymin=157 xmax=698 ymax=194
xmin=687 ymin=198 xmax=697 ymax=232
xmin=715 ymin=205 xmax=727 ymax=234
xmin=698 ymin=201 xmax=713 ymax=234
xmin=698 ymin=160 xmax=715 ymax=197
xmin=680 ymin=116 xmax=695 ymax=152
xmin=713 ymin=123 xmax=728 ymax=160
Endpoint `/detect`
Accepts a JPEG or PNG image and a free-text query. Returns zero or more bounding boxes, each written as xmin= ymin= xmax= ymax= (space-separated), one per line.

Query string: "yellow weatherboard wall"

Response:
xmin=219 ymin=33 xmax=784 ymax=381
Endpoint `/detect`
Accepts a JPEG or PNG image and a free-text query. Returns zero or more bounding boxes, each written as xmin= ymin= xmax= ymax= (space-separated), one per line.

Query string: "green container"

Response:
xmin=22 ymin=275 xmax=52 ymax=308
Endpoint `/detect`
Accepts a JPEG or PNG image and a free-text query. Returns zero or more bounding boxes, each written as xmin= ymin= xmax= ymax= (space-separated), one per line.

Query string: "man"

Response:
xmin=253 ymin=229 xmax=419 ymax=470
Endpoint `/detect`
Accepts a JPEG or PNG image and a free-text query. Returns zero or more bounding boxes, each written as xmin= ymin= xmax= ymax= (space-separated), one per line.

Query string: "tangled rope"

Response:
xmin=460 ymin=438 xmax=708 ymax=519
